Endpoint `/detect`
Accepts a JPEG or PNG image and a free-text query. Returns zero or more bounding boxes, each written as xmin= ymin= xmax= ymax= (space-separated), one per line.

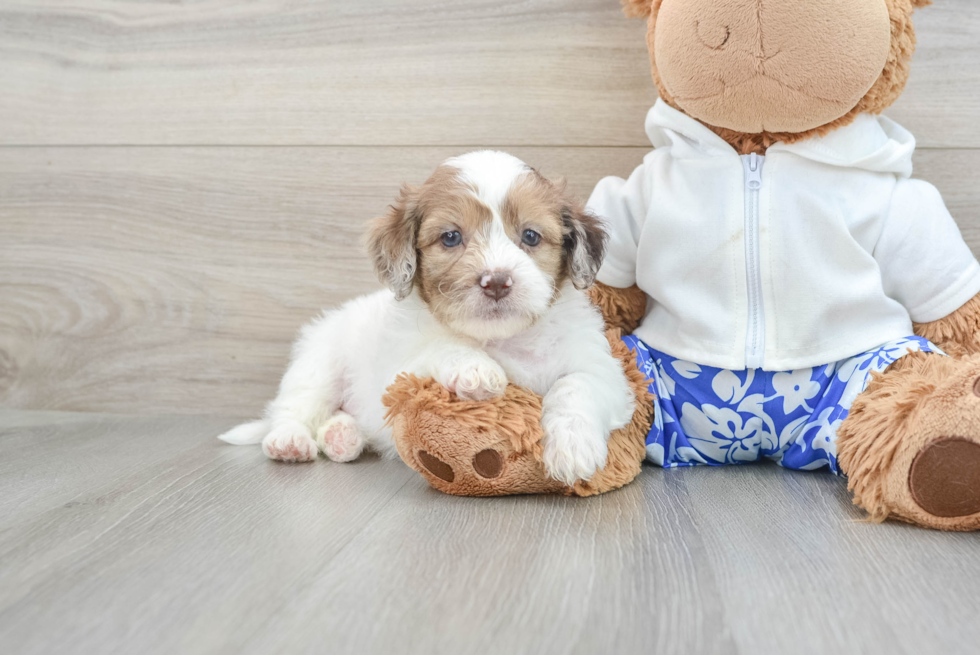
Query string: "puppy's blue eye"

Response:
xmin=522 ymin=229 xmax=541 ymax=247
xmin=441 ymin=231 xmax=462 ymax=247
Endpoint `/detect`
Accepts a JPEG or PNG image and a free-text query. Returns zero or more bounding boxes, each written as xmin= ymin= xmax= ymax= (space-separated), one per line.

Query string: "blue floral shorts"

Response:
xmin=623 ymin=335 xmax=939 ymax=473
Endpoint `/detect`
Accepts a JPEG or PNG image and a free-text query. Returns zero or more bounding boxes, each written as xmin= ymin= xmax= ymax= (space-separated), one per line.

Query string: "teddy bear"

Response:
xmin=383 ymin=0 xmax=980 ymax=531
xmin=383 ymin=327 xmax=654 ymax=497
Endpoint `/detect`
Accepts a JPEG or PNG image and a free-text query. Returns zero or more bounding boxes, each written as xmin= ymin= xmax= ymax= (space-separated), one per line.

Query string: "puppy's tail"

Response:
xmin=217 ymin=419 xmax=269 ymax=445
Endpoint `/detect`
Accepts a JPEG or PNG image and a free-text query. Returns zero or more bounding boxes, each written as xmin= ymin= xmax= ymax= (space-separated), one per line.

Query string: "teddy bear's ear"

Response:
xmin=911 ymin=0 xmax=932 ymax=7
xmin=621 ymin=0 xmax=652 ymax=19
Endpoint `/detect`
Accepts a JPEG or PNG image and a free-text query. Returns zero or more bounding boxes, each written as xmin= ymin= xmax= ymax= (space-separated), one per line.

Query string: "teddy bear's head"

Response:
xmin=623 ymin=0 xmax=931 ymax=152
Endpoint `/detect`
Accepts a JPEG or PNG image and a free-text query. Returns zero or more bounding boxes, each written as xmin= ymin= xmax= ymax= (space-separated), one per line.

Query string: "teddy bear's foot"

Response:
xmin=385 ymin=377 xmax=571 ymax=496
xmin=839 ymin=351 xmax=980 ymax=531
xmin=409 ymin=439 xmax=563 ymax=496
xmin=381 ymin=332 xmax=655 ymax=498
xmin=909 ymin=438 xmax=980 ymax=518
xmin=416 ymin=447 xmax=506 ymax=483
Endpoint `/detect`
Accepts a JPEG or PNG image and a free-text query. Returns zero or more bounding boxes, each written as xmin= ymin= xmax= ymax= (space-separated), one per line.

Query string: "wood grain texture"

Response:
xmin=0 ymin=145 xmax=649 ymax=415
xmin=0 ymin=0 xmax=977 ymax=147
xmin=3 ymin=147 xmax=980 ymax=416
xmin=1 ymin=409 xmax=979 ymax=655
xmin=0 ymin=409 xmax=416 ymax=655
xmin=684 ymin=467 xmax=980 ymax=655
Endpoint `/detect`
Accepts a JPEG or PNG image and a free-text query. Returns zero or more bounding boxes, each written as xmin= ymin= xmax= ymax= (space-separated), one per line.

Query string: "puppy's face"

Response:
xmin=367 ymin=151 xmax=606 ymax=341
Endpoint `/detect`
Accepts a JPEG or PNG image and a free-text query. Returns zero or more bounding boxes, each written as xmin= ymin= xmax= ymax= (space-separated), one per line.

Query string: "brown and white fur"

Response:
xmin=218 ymin=151 xmax=635 ymax=485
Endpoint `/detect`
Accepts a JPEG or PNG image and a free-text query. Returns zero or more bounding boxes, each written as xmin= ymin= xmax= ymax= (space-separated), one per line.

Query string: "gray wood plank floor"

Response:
xmin=2 ymin=409 xmax=978 ymax=655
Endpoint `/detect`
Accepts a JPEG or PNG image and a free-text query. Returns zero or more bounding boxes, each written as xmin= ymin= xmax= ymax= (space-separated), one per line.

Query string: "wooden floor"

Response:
xmin=3 ymin=1 xmax=980 ymax=653
xmin=1 ymin=408 xmax=978 ymax=655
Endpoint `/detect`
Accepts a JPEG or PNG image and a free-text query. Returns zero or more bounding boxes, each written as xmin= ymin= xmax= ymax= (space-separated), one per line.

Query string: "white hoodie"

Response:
xmin=590 ymin=99 xmax=980 ymax=371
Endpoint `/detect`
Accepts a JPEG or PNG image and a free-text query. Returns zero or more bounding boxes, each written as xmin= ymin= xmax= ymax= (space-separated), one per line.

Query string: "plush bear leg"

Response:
xmin=588 ymin=283 xmax=648 ymax=334
xmin=383 ymin=330 xmax=654 ymax=497
xmin=838 ymin=351 xmax=980 ymax=531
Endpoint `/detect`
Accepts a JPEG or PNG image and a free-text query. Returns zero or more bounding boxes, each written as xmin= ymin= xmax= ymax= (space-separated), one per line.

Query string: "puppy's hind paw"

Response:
xmin=316 ymin=413 xmax=364 ymax=463
xmin=262 ymin=425 xmax=318 ymax=463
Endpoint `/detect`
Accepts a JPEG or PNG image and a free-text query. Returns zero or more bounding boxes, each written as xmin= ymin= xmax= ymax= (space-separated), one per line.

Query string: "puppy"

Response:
xmin=219 ymin=151 xmax=635 ymax=485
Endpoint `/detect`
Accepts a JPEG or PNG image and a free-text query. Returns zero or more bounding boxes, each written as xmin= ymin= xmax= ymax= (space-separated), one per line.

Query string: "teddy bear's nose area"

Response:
xmin=696 ymin=20 xmax=730 ymax=50
xmin=417 ymin=450 xmax=454 ymax=482
xmin=655 ymin=0 xmax=892 ymax=134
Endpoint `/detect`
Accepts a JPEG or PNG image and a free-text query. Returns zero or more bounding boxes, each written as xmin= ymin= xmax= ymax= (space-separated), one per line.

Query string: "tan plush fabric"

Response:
xmin=836 ymin=292 xmax=980 ymax=531
xmin=653 ymin=0 xmax=892 ymax=135
xmin=384 ymin=377 xmax=569 ymax=496
xmin=621 ymin=0 xmax=653 ymax=19
xmin=913 ymin=292 xmax=980 ymax=359
xmin=636 ymin=0 xmax=929 ymax=154
xmin=383 ymin=327 xmax=654 ymax=497
xmin=838 ymin=350 xmax=980 ymax=532
xmin=587 ymin=282 xmax=648 ymax=335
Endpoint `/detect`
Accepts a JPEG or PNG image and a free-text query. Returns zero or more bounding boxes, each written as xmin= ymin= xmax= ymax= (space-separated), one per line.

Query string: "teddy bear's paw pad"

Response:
xmin=909 ymin=437 xmax=980 ymax=518
xmin=262 ymin=428 xmax=318 ymax=463
xmin=316 ymin=414 xmax=364 ymax=463
xmin=472 ymin=449 xmax=503 ymax=479
xmin=418 ymin=450 xmax=455 ymax=482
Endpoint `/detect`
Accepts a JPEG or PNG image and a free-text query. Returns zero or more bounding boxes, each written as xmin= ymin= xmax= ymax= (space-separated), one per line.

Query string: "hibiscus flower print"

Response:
xmin=621 ymin=334 xmax=937 ymax=473
xmin=679 ymin=403 xmax=762 ymax=464
xmin=770 ymin=370 xmax=821 ymax=414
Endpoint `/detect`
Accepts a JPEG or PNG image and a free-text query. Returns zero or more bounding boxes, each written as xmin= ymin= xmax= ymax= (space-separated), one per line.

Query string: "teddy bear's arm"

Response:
xmin=913 ymin=292 xmax=980 ymax=358
xmin=588 ymin=282 xmax=648 ymax=335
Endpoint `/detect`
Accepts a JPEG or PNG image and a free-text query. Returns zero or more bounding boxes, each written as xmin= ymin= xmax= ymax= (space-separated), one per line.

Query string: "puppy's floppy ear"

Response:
xmin=621 ymin=0 xmax=652 ymax=19
xmin=366 ymin=184 xmax=422 ymax=301
xmin=561 ymin=200 xmax=607 ymax=290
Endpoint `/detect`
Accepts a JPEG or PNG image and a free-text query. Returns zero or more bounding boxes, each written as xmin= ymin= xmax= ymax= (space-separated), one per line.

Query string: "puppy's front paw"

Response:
xmin=262 ymin=425 xmax=318 ymax=462
xmin=541 ymin=412 xmax=608 ymax=486
xmin=444 ymin=357 xmax=507 ymax=401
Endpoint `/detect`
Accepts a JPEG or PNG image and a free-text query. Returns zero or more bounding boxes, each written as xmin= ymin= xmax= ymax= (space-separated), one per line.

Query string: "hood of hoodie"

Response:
xmin=644 ymin=98 xmax=916 ymax=178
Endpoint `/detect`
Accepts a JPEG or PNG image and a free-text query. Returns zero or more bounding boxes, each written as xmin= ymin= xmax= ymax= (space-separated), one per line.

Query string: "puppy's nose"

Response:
xmin=479 ymin=271 xmax=513 ymax=301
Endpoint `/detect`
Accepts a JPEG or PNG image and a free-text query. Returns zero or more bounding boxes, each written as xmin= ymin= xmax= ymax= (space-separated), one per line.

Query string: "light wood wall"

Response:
xmin=2 ymin=0 xmax=979 ymax=416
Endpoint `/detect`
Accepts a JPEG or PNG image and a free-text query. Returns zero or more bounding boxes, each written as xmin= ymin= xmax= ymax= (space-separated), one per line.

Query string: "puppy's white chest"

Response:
xmin=484 ymin=338 xmax=555 ymax=395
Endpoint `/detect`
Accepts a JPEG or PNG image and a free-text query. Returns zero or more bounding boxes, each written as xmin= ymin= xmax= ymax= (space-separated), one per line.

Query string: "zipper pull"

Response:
xmin=743 ymin=152 xmax=764 ymax=191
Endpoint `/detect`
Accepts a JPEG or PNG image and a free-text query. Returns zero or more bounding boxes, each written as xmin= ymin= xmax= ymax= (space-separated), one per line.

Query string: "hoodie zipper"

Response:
xmin=741 ymin=153 xmax=766 ymax=369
